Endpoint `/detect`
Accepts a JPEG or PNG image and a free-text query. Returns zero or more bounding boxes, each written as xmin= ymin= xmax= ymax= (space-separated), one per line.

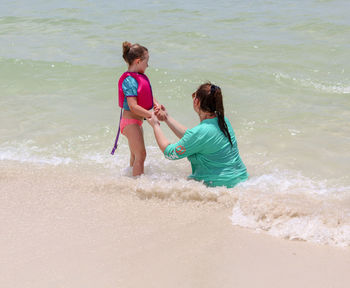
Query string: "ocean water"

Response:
xmin=1 ymin=0 xmax=350 ymax=246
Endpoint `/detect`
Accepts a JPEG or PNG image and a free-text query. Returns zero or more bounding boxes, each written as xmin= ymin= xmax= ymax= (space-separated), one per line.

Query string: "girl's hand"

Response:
xmin=147 ymin=112 xmax=160 ymax=128
xmin=154 ymin=104 xmax=168 ymax=121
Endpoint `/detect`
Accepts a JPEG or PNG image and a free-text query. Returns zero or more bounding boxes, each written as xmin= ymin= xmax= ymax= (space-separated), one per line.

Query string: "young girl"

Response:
xmin=111 ymin=41 xmax=164 ymax=176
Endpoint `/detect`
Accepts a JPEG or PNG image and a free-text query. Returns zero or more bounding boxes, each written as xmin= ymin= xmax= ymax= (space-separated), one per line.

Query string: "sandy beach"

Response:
xmin=1 ymin=161 xmax=349 ymax=288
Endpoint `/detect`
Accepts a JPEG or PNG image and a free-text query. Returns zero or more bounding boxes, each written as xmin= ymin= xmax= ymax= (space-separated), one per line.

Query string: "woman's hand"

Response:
xmin=154 ymin=104 xmax=168 ymax=121
xmin=147 ymin=111 xmax=170 ymax=152
xmin=146 ymin=112 xmax=160 ymax=128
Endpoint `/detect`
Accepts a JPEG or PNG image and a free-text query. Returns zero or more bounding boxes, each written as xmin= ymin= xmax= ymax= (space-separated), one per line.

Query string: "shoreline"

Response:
xmin=1 ymin=161 xmax=349 ymax=288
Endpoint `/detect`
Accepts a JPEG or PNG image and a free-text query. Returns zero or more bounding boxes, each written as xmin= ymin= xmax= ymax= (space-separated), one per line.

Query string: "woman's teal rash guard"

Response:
xmin=164 ymin=117 xmax=248 ymax=188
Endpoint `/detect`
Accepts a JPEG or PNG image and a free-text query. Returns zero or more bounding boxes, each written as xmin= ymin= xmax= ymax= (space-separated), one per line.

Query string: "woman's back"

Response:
xmin=164 ymin=117 xmax=248 ymax=188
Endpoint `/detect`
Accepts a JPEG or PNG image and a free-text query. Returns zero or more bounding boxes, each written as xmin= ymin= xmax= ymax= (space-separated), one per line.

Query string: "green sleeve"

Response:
xmin=163 ymin=126 xmax=208 ymax=160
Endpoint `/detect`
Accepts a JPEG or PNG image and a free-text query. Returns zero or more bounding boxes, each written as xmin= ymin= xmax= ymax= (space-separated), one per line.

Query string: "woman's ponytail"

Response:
xmin=212 ymin=86 xmax=233 ymax=147
xmin=195 ymin=83 xmax=233 ymax=147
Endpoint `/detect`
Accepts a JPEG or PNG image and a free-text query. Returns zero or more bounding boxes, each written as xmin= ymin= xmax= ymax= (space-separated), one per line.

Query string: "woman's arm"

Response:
xmin=147 ymin=113 xmax=170 ymax=152
xmin=148 ymin=112 xmax=204 ymax=159
xmin=154 ymin=105 xmax=187 ymax=138
xmin=153 ymin=124 xmax=170 ymax=153
xmin=165 ymin=116 xmax=187 ymax=139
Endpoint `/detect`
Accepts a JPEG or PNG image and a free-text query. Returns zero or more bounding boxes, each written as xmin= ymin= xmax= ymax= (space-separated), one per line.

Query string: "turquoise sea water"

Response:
xmin=1 ymin=0 xmax=350 ymax=246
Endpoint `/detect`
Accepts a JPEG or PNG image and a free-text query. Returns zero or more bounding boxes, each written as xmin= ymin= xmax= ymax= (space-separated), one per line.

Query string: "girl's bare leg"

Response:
xmin=129 ymin=150 xmax=135 ymax=167
xmin=123 ymin=124 xmax=146 ymax=176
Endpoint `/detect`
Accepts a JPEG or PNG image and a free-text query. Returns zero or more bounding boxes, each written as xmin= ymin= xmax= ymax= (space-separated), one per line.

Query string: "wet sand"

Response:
xmin=1 ymin=162 xmax=349 ymax=288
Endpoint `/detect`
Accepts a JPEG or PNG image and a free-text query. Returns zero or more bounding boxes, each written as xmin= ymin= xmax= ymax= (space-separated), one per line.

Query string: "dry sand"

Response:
xmin=1 ymin=162 xmax=349 ymax=288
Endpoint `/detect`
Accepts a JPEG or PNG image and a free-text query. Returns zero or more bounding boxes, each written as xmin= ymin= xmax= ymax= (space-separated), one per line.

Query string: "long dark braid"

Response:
xmin=194 ymin=83 xmax=233 ymax=147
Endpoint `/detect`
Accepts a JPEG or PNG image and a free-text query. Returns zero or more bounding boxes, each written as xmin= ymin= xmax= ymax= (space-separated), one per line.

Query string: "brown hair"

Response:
xmin=122 ymin=41 xmax=148 ymax=65
xmin=194 ymin=83 xmax=233 ymax=146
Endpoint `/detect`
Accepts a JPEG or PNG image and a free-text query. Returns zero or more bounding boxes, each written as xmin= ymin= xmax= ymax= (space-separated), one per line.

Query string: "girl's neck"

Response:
xmin=127 ymin=67 xmax=139 ymax=73
xmin=127 ymin=63 xmax=140 ymax=73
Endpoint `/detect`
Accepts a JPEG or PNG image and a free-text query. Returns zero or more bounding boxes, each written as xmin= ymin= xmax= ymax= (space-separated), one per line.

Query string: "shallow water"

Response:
xmin=1 ymin=0 xmax=350 ymax=246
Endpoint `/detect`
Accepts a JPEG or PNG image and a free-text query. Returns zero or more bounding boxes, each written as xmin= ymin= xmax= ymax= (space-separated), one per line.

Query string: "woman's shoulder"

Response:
xmin=185 ymin=121 xmax=215 ymax=140
xmin=224 ymin=116 xmax=231 ymax=124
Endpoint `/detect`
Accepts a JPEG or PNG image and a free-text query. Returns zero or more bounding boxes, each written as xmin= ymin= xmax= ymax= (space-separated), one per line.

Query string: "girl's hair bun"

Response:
xmin=122 ymin=41 xmax=132 ymax=57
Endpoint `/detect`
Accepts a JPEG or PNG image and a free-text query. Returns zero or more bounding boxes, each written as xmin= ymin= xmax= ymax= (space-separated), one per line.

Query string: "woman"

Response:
xmin=148 ymin=83 xmax=248 ymax=188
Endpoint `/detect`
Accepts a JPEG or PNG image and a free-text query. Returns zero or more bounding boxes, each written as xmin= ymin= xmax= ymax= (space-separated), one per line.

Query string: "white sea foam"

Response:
xmin=113 ymin=169 xmax=350 ymax=247
xmin=231 ymin=204 xmax=350 ymax=247
xmin=229 ymin=171 xmax=350 ymax=247
xmin=0 ymin=145 xmax=72 ymax=165
xmin=273 ymin=72 xmax=350 ymax=94
xmin=1 ymin=141 xmax=350 ymax=247
xmin=238 ymin=170 xmax=349 ymax=198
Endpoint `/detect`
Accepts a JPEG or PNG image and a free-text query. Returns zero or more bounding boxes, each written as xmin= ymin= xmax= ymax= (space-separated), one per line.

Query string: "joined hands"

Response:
xmin=154 ymin=104 xmax=168 ymax=121
xmin=147 ymin=104 xmax=168 ymax=128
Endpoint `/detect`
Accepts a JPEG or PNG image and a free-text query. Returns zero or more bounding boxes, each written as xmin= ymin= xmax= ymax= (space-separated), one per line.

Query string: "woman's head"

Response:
xmin=122 ymin=41 xmax=149 ymax=73
xmin=193 ymin=83 xmax=233 ymax=146
xmin=193 ymin=83 xmax=223 ymax=115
